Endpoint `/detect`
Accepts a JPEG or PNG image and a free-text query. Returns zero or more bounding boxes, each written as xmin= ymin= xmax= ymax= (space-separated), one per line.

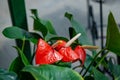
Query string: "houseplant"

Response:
xmin=1 ymin=9 xmax=120 ymax=80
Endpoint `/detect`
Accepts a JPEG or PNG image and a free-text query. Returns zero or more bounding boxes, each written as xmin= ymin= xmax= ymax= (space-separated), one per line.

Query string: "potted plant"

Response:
xmin=1 ymin=9 xmax=120 ymax=80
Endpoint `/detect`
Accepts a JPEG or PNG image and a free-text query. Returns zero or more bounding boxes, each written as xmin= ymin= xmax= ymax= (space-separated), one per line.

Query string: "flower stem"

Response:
xmin=22 ymin=37 xmax=25 ymax=52
xmin=95 ymin=50 xmax=109 ymax=68
xmin=82 ymin=47 xmax=107 ymax=77
xmin=79 ymin=65 xmax=85 ymax=74
xmin=89 ymin=50 xmax=109 ymax=76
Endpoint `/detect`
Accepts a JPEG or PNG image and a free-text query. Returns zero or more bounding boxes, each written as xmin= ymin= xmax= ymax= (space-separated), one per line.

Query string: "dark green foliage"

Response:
xmin=22 ymin=65 xmax=83 ymax=80
xmin=106 ymin=12 xmax=120 ymax=56
xmin=0 ymin=68 xmax=17 ymax=80
xmin=2 ymin=10 xmax=120 ymax=80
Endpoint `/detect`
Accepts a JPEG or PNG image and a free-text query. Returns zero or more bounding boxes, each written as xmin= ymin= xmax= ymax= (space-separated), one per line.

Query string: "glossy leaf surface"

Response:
xmin=0 ymin=68 xmax=17 ymax=80
xmin=22 ymin=64 xmax=83 ymax=80
xmin=2 ymin=27 xmax=39 ymax=44
xmin=106 ymin=12 xmax=120 ymax=56
xmin=109 ymin=60 xmax=120 ymax=80
xmin=65 ymin=12 xmax=92 ymax=45
xmin=93 ymin=68 xmax=109 ymax=80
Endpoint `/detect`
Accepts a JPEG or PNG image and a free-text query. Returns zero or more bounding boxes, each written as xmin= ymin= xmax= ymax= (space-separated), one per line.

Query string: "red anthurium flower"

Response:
xmin=54 ymin=40 xmax=66 ymax=50
xmin=35 ymin=39 xmax=63 ymax=65
xmin=58 ymin=46 xmax=79 ymax=62
xmin=74 ymin=45 xmax=86 ymax=66
xmin=54 ymin=40 xmax=79 ymax=62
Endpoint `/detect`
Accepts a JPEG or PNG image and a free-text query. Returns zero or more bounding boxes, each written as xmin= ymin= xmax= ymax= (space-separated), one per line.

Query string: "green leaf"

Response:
xmin=54 ymin=61 xmax=71 ymax=68
xmin=20 ymin=72 xmax=36 ymax=80
xmin=69 ymin=27 xmax=79 ymax=43
xmin=32 ymin=17 xmax=48 ymax=37
xmin=41 ymin=19 xmax=57 ymax=35
xmin=84 ymin=76 xmax=94 ymax=80
xmin=0 ymin=68 xmax=17 ymax=80
xmin=31 ymin=9 xmax=57 ymax=35
xmin=96 ymin=57 xmax=108 ymax=69
xmin=2 ymin=27 xmax=39 ymax=44
xmin=48 ymin=36 xmax=69 ymax=42
xmin=44 ymin=33 xmax=58 ymax=41
xmin=14 ymin=46 xmax=30 ymax=66
xmin=32 ymin=16 xmax=58 ymax=41
xmin=29 ymin=32 xmax=42 ymax=44
xmin=9 ymin=57 xmax=24 ymax=74
xmin=93 ymin=67 xmax=109 ymax=80
xmin=31 ymin=9 xmax=57 ymax=41
xmin=84 ymin=54 xmax=93 ymax=69
xmin=9 ymin=57 xmax=34 ymax=80
xmin=106 ymin=12 xmax=120 ymax=56
xmin=65 ymin=12 xmax=92 ymax=45
xmin=109 ymin=59 xmax=120 ymax=80
xmin=22 ymin=65 xmax=83 ymax=80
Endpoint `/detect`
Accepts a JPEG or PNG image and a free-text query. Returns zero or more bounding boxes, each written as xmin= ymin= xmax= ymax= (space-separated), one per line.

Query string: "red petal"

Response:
xmin=74 ymin=46 xmax=86 ymax=65
xmin=36 ymin=48 xmax=63 ymax=64
xmin=54 ymin=40 xmax=66 ymax=50
xmin=58 ymin=47 xmax=78 ymax=62
xmin=35 ymin=39 xmax=63 ymax=65
xmin=36 ymin=39 xmax=51 ymax=52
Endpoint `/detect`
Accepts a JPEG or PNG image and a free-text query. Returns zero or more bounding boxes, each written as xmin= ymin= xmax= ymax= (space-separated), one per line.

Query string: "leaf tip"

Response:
xmin=64 ymin=12 xmax=73 ymax=20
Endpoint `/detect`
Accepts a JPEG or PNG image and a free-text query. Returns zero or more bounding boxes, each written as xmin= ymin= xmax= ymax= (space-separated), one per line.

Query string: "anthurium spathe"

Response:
xmin=35 ymin=32 xmax=87 ymax=66
xmin=35 ymin=39 xmax=63 ymax=64
xmin=54 ymin=40 xmax=79 ymax=62
xmin=74 ymin=45 xmax=86 ymax=66
xmin=53 ymin=40 xmax=66 ymax=51
xmin=54 ymin=39 xmax=86 ymax=64
xmin=58 ymin=46 xmax=79 ymax=62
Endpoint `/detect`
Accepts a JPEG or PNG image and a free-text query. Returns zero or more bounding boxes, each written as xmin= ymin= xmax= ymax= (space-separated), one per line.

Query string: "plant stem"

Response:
xmin=72 ymin=65 xmax=80 ymax=70
xmin=22 ymin=37 xmax=25 ymax=52
xmin=72 ymin=60 xmax=82 ymax=70
xmin=30 ymin=44 xmax=36 ymax=64
xmin=95 ymin=50 xmax=109 ymax=68
xmin=89 ymin=50 xmax=109 ymax=76
xmin=82 ymin=47 xmax=107 ymax=77
xmin=79 ymin=65 xmax=85 ymax=74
